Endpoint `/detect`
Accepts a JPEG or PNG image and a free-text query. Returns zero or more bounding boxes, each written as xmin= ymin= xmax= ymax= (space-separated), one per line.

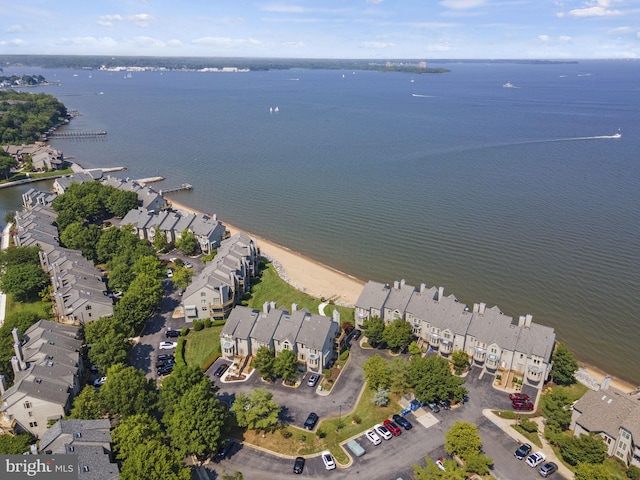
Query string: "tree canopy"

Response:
xmin=252 ymin=346 xmax=276 ymax=381
xmin=552 ymin=342 xmax=579 ymax=386
xmin=99 ymin=363 xmax=158 ymax=417
xmin=382 ymin=317 xmax=414 ymax=351
xmin=69 ymin=385 xmax=104 ymax=420
xmin=362 ymin=354 xmax=390 ymax=390
xmin=559 ymin=434 xmax=607 ymax=466
xmin=0 ymin=90 xmax=67 ymax=144
xmin=175 ymin=228 xmax=198 ymax=255
xmin=274 ymin=349 xmax=299 ymax=382
xmin=0 ymin=246 xmax=49 ymax=302
xmin=231 ymin=387 xmax=280 ymax=432
xmin=409 ymin=355 xmax=466 ymax=404
xmin=362 ymin=316 xmax=385 ymax=346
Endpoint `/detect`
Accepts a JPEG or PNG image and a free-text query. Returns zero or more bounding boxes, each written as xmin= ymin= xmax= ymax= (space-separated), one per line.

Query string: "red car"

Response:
xmin=509 ymin=393 xmax=529 ymax=402
xmin=512 ymin=401 xmax=534 ymax=411
xmin=383 ymin=419 xmax=402 ymax=436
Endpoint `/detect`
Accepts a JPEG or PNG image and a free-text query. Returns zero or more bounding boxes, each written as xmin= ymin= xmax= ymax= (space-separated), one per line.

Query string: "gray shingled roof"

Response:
xmin=250 ymin=308 xmax=286 ymax=345
xmin=355 ymin=281 xmax=389 ymax=312
xmin=273 ymin=310 xmax=305 ymax=345
xmin=384 ymin=282 xmax=416 ymax=314
xmin=467 ymin=306 xmax=520 ymax=351
xmin=296 ymin=310 xmax=338 ymax=351
xmin=515 ymin=322 xmax=556 ymax=359
xmin=574 ymin=388 xmax=640 ymax=441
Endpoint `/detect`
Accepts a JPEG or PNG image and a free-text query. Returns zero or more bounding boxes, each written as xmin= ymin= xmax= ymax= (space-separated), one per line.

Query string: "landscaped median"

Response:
xmin=231 ymin=385 xmax=403 ymax=465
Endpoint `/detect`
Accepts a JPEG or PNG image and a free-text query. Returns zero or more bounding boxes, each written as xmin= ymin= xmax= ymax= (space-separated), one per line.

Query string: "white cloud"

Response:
xmin=281 ymin=41 xmax=304 ymax=48
xmin=97 ymin=13 xmax=155 ymax=27
xmin=56 ymin=36 xmax=118 ymax=48
xmin=127 ymin=36 xmax=165 ymax=48
xmin=440 ymin=0 xmax=487 ymax=9
xmin=0 ymin=38 xmax=28 ymax=47
xmin=564 ymin=0 xmax=624 ymax=17
xmin=262 ymin=4 xmax=306 ymax=13
xmin=609 ymin=26 xmax=632 ymax=33
xmin=360 ymin=41 xmax=394 ymax=48
xmin=191 ymin=37 xmax=262 ymax=48
xmin=366 ymin=0 xmax=384 ymax=4
xmin=538 ymin=34 xmax=550 ymax=41
xmin=6 ymin=24 xmax=26 ymax=33
xmin=559 ymin=35 xmax=572 ymax=41
xmin=167 ymin=39 xmax=183 ymax=47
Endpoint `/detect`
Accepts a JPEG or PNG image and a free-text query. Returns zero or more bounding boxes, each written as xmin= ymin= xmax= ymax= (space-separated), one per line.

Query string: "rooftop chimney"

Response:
xmin=438 ymin=286 xmax=445 ymax=302
xmin=400 ymin=279 xmax=406 ymax=288
xmin=0 ymin=374 xmax=6 ymax=395
xmin=393 ymin=280 xmax=400 ymax=290
xmin=473 ymin=303 xmax=479 ymax=313
xmin=333 ymin=309 xmax=340 ymax=324
xmin=479 ymin=302 xmax=486 ymax=315
xmin=419 ymin=283 xmax=426 ymax=294
xmin=11 ymin=327 xmax=20 ymax=346
xmin=11 ymin=356 xmax=23 ymax=374
xmin=518 ymin=315 xmax=525 ymax=327
xmin=270 ymin=301 xmax=276 ymax=310
xmin=524 ymin=314 xmax=533 ymax=328
xmin=263 ymin=301 xmax=270 ymax=314
xmin=291 ymin=303 xmax=298 ymax=312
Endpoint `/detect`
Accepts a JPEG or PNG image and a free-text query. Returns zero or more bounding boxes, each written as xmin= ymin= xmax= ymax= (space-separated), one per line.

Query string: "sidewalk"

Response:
xmin=0 ymin=222 xmax=11 ymax=328
xmin=483 ymin=409 xmax=573 ymax=479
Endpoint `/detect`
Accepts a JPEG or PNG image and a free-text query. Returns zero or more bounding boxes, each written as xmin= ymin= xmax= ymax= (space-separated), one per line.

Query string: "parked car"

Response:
xmin=185 ymin=261 xmax=193 ymax=268
xmin=159 ymin=341 xmax=177 ymax=350
xmin=321 ymin=451 xmax=336 ymax=470
xmin=538 ymin=462 xmax=558 ymax=477
xmin=214 ymin=364 xmax=229 ymax=377
xmin=373 ymin=423 xmax=393 ymax=440
xmin=512 ymin=401 xmax=535 ymax=411
xmin=346 ymin=440 xmax=365 ymax=457
xmin=166 ymin=268 xmax=173 ymax=278
xmin=157 ymin=365 xmax=173 ymax=376
xmin=526 ymin=452 xmax=546 ymax=468
xmin=427 ymin=402 xmax=441 ymax=413
xmin=435 ymin=458 xmax=446 ymax=471
xmin=157 ymin=354 xmax=174 ymax=361
xmin=383 ymin=419 xmax=402 ymax=436
xmin=438 ymin=399 xmax=451 ymax=410
xmin=165 ymin=329 xmax=180 ymax=338
xmin=216 ymin=438 xmax=233 ymax=460
xmin=93 ymin=376 xmax=106 ymax=386
xmin=514 ymin=443 xmax=532 ymax=460
xmin=352 ymin=330 xmax=361 ymax=340
xmin=307 ymin=374 xmax=319 ymax=387
xmin=365 ymin=429 xmax=381 ymax=445
xmin=293 ymin=456 xmax=305 ymax=474
xmin=392 ymin=414 xmax=413 ymax=430
xmin=304 ymin=412 xmax=319 ymax=430
xmin=156 ymin=359 xmax=175 ymax=368
xmin=510 ymin=393 xmax=530 ymax=402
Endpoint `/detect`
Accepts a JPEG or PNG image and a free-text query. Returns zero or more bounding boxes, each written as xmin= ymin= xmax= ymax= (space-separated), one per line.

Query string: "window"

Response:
xmin=85 ymin=305 xmax=91 ymax=310
xmin=201 ymin=306 xmax=207 ymax=311
xmin=75 ymin=432 xmax=82 ymax=439
xmin=622 ymin=431 xmax=631 ymax=440
xmin=29 ymin=421 xmax=38 ymax=428
xmin=24 ymin=401 xmax=32 ymax=409
xmin=201 ymin=292 xmax=206 ymax=297
xmin=82 ymin=466 xmax=89 ymax=473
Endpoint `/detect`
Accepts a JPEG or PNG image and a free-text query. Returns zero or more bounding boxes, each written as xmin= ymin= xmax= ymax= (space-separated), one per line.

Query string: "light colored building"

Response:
xmin=220 ymin=302 xmax=340 ymax=373
xmin=0 ymin=321 xmax=83 ymax=438
xmin=570 ymin=384 xmax=640 ymax=467
xmin=355 ymin=279 xmax=556 ymax=388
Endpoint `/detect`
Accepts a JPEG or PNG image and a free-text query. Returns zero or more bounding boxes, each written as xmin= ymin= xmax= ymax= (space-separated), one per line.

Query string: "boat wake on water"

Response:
xmin=411 ymin=93 xmax=435 ymax=98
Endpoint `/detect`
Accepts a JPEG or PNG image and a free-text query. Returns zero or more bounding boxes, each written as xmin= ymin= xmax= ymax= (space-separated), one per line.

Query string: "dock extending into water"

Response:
xmin=46 ymin=130 xmax=107 ymax=139
xmin=136 ymin=176 xmax=164 ymax=184
xmin=161 ymin=183 xmax=193 ymax=194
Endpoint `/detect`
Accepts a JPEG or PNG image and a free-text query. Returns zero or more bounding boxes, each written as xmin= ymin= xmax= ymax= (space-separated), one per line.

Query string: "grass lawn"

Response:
xmin=183 ymin=325 xmax=223 ymax=368
xmin=232 ymin=385 xmax=401 ymax=465
xmin=246 ymin=261 xmax=354 ymax=325
xmin=5 ymin=293 xmax=53 ymax=320
xmin=510 ymin=425 xmax=542 ymax=447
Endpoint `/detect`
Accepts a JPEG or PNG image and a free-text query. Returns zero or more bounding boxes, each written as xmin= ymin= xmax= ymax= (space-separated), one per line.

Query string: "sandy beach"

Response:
xmin=166 ymin=198 xmax=365 ymax=306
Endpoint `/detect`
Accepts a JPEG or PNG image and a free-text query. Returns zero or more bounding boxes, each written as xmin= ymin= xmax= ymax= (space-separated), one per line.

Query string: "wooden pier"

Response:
xmin=161 ymin=183 xmax=193 ymax=194
xmin=46 ymin=130 xmax=107 ymax=139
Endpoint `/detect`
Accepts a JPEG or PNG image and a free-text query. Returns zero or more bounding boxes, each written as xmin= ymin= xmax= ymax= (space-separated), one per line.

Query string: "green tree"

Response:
xmin=362 ymin=354 xmax=390 ymax=390
xmin=2 ymin=211 xmax=15 ymax=226
xmin=170 ymin=266 xmax=192 ymax=291
xmin=165 ymin=381 xmax=228 ymax=458
xmin=0 ymin=263 xmax=49 ymax=301
xmin=382 ymin=317 xmax=414 ymax=351
xmin=388 ymin=357 xmax=411 ymax=395
xmin=60 ymin=222 xmax=102 ymax=261
xmin=0 ymin=311 xmax=41 ymax=382
xmin=0 ymin=433 xmax=34 ymax=454
xmin=445 ymin=421 xmax=483 ymax=458
xmin=69 ymin=386 xmax=104 ymax=419
xmin=107 ymin=262 xmax=136 ymax=293
xmin=220 ymin=470 xmax=244 ymax=480
xmin=627 ymin=466 xmax=640 ymax=480
xmin=541 ymin=388 xmax=573 ymax=435
xmin=372 ymin=387 xmax=390 ymax=407
xmin=159 ymin=364 xmax=216 ymax=418
xmin=176 ymin=228 xmax=198 ymax=255
xmin=119 ymin=439 xmax=191 ymax=480
xmin=231 ymin=387 xmax=280 ymax=432
xmin=413 ymin=457 xmax=466 ymax=480
xmin=99 ymin=363 xmax=158 ymax=417
xmin=362 ymin=316 xmax=385 ymax=346
xmin=552 ymin=342 xmax=579 ymax=386
xmin=106 ymin=189 xmax=139 ymax=218
xmin=132 ymin=255 xmax=165 ymax=280
xmin=408 ymin=341 xmax=421 ymax=356
xmin=451 ymin=350 xmax=470 ymax=374
xmin=574 ymin=462 xmax=612 ymax=480
xmin=152 ymin=226 xmax=169 ymax=251
xmin=0 ymin=155 xmax=17 ymax=179
xmin=559 ymin=434 xmax=607 ymax=466
xmin=252 ymin=346 xmax=276 ymax=380
xmin=464 ymin=453 xmax=493 ymax=475
xmin=85 ymin=317 xmax=132 ymax=371
xmin=112 ymin=413 xmax=165 ymax=462
xmin=274 ymin=348 xmax=299 ymax=382
xmin=409 ymin=355 xmax=466 ymax=404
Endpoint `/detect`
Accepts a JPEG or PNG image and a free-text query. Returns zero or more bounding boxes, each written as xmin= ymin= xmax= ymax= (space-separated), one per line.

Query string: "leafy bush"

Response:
xmin=519 ymin=418 xmax=539 ymax=433
xmin=193 ymin=320 xmax=204 ymax=331
xmin=200 ymin=353 xmax=220 ymax=372
xmin=203 ymin=319 xmax=213 ymax=328
xmin=180 ymin=326 xmax=189 ymax=337
xmin=352 ymin=414 xmax=361 ymax=424
xmin=339 ymin=350 xmax=349 ymax=361
xmin=316 ymin=429 xmax=326 ymax=439
xmin=280 ymin=429 xmax=292 ymax=439
xmin=175 ymin=338 xmax=186 ymax=367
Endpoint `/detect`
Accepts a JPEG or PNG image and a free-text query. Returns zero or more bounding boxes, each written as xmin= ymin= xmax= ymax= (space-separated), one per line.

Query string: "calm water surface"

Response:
xmin=2 ymin=61 xmax=639 ymax=383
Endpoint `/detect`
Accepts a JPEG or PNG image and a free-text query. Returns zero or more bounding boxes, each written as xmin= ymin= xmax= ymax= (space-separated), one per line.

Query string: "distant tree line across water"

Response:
xmin=0 ymin=54 xmax=579 ymax=74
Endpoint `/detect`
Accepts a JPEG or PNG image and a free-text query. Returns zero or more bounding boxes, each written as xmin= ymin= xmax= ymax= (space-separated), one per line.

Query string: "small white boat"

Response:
xmin=503 ymin=81 xmax=515 ymax=88
xmin=274 ymin=106 xmax=279 ymax=113
xmin=611 ymin=129 xmax=622 ymax=139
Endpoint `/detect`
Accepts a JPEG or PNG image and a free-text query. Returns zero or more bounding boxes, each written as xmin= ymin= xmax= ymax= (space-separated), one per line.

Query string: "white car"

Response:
xmin=159 ymin=341 xmax=178 ymax=350
xmin=93 ymin=376 xmax=106 ymax=386
xmin=373 ymin=423 xmax=393 ymax=440
xmin=435 ymin=458 xmax=446 ymax=471
xmin=364 ymin=429 xmax=381 ymax=446
xmin=526 ymin=451 xmax=546 ymax=468
xmin=166 ymin=268 xmax=173 ymax=278
xmin=321 ymin=451 xmax=336 ymax=470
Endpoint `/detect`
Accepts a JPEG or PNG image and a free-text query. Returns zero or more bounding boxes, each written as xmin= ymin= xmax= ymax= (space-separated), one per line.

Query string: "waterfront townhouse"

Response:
xmin=22 ymin=188 xmax=57 ymax=209
xmin=0 ymin=321 xmax=83 ymax=438
xmin=220 ymin=302 xmax=340 ymax=373
xmin=52 ymin=171 xmax=104 ymax=195
xmin=355 ymin=279 xmax=556 ymax=387
xmin=100 ymin=175 xmax=167 ymax=212
xmin=570 ymin=385 xmax=640 ymax=467
xmin=39 ymin=419 xmax=120 ymax=479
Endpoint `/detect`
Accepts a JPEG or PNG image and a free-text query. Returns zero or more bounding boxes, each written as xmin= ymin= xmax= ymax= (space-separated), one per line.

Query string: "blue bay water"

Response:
xmin=2 ymin=61 xmax=639 ymax=384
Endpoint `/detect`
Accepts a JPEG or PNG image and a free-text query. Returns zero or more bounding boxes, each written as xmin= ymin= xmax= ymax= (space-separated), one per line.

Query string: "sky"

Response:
xmin=1 ymin=0 xmax=639 ymax=59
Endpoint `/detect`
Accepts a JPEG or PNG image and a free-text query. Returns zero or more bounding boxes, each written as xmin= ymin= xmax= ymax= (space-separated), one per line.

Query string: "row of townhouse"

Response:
xmin=570 ymin=382 xmax=640 ymax=468
xmin=0 ymin=321 xmax=84 ymax=439
xmin=2 ymin=144 xmax=64 ymax=171
xmin=13 ymin=205 xmax=113 ymax=324
xmin=52 ymin=172 xmax=168 ymax=213
xmin=355 ymin=280 xmax=556 ymax=388
xmin=182 ymin=232 xmax=259 ymax=320
xmin=220 ymin=302 xmax=341 ymax=374
xmin=120 ymin=207 xmax=226 ymax=255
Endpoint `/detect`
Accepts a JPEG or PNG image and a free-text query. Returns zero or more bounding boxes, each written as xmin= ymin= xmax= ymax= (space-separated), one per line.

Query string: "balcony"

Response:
xmin=440 ymin=340 xmax=452 ymax=354
xmin=486 ymin=354 xmax=499 ymax=371
xmin=473 ymin=346 xmax=486 ymax=364
xmin=429 ymin=333 xmax=441 ymax=348
xmin=527 ymin=365 xmax=544 ymax=381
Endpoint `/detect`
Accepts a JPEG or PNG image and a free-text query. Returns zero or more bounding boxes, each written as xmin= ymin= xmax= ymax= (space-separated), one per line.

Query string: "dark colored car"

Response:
xmin=216 ymin=438 xmax=233 ymax=460
xmin=304 ymin=412 xmax=319 ymax=430
xmin=509 ymin=393 xmax=530 ymax=402
xmin=157 ymin=365 xmax=174 ymax=376
xmin=214 ymin=364 xmax=229 ymax=377
xmin=538 ymin=462 xmax=558 ymax=477
xmin=438 ymin=399 xmax=451 ymax=410
xmin=157 ymin=354 xmax=174 ymax=361
xmin=166 ymin=329 xmax=181 ymax=338
xmin=514 ymin=443 xmax=532 ymax=460
xmin=156 ymin=359 xmax=175 ymax=368
xmin=392 ymin=414 xmax=413 ymax=430
xmin=352 ymin=330 xmax=361 ymax=340
xmin=427 ymin=402 xmax=440 ymax=413
xmin=383 ymin=420 xmax=402 ymax=436
xmin=512 ymin=401 xmax=535 ymax=411
xmin=293 ymin=456 xmax=305 ymax=474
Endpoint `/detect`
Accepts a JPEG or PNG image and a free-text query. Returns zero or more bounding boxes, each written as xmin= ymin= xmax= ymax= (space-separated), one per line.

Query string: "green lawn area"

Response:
xmin=510 ymin=425 xmax=543 ymax=447
xmin=5 ymin=293 xmax=52 ymax=320
xmin=538 ymin=381 xmax=588 ymax=412
xmin=183 ymin=325 xmax=223 ymax=369
xmin=246 ymin=261 xmax=354 ymax=325
xmin=235 ymin=384 xmax=401 ymax=465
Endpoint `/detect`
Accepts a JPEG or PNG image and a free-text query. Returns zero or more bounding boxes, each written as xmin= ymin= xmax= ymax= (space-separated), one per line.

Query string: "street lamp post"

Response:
xmin=337 ymin=405 xmax=342 ymax=432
